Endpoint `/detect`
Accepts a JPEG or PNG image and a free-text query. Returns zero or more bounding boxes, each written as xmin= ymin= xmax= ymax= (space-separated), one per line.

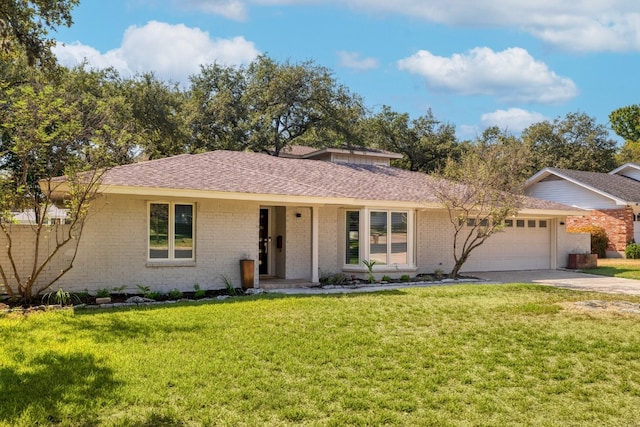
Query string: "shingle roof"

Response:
xmin=545 ymin=167 xmax=640 ymax=202
xmin=98 ymin=150 xmax=580 ymax=212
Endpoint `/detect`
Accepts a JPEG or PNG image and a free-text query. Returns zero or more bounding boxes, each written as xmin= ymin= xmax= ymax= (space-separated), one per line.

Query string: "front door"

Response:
xmin=259 ymin=208 xmax=270 ymax=275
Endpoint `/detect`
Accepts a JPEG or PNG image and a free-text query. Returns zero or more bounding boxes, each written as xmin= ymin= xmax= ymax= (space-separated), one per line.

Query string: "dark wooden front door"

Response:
xmin=259 ymin=208 xmax=269 ymax=274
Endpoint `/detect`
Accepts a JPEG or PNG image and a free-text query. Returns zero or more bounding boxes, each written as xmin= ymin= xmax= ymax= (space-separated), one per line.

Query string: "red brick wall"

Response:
xmin=566 ymin=207 xmax=634 ymax=252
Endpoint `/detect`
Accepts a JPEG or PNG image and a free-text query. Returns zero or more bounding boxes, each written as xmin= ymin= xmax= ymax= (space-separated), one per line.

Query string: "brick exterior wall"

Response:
xmin=565 ymin=207 xmax=634 ymax=253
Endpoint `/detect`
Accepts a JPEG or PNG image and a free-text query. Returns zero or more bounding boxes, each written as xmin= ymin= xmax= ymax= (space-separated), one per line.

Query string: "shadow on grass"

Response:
xmin=0 ymin=351 xmax=120 ymax=425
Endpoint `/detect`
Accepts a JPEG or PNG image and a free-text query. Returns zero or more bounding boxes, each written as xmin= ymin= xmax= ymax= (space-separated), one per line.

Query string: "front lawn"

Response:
xmin=3 ymin=284 xmax=640 ymax=426
xmin=582 ymin=258 xmax=640 ymax=280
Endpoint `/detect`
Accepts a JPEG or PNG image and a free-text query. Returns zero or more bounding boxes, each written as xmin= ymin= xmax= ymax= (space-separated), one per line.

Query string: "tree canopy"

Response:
xmin=0 ymin=0 xmax=78 ymax=68
xmin=521 ymin=111 xmax=617 ymax=173
xmin=187 ymin=55 xmax=366 ymax=156
xmin=610 ymin=105 xmax=640 ymax=164
xmin=366 ymin=106 xmax=459 ymax=172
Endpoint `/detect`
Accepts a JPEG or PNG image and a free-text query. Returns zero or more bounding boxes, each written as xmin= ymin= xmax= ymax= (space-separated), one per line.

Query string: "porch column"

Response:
xmin=311 ymin=205 xmax=319 ymax=283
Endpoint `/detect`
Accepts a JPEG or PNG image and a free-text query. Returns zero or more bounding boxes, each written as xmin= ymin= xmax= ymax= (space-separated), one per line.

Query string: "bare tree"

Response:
xmin=434 ymin=130 xmax=525 ymax=277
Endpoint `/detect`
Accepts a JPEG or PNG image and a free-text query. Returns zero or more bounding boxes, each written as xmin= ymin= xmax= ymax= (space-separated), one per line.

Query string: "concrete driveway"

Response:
xmin=470 ymin=269 xmax=640 ymax=296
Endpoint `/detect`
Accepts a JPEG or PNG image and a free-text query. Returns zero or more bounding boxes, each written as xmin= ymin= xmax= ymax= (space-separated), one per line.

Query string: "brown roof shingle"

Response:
xmin=99 ymin=150 xmax=581 ymax=212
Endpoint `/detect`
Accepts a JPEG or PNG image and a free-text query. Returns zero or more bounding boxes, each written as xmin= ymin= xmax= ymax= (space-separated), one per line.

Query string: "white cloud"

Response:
xmin=193 ymin=0 xmax=640 ymax=52
xmin=397 ymin=47 xmax=578 ymax=104
xmin=175 ymin=0 xmax=248 ymax=21
xmin=54 ymin=21 xmax=259 ymax=83
xmin=337 ymin=51 xmax=379 ymax=71
xmin=481 ymin=108 xmax=546 ymax=133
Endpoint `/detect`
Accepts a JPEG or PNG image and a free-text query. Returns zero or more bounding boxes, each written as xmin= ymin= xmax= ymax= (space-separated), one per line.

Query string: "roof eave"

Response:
xmin=99 ymin=184 xmax=437 ymax=209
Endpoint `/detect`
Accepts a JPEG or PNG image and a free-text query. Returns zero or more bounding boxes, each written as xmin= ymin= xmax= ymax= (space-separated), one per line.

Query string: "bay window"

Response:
xmin=344 ymin=209 xmax=413 ymax=269
xmin=149 ymin=202 xmax=194 ymax=261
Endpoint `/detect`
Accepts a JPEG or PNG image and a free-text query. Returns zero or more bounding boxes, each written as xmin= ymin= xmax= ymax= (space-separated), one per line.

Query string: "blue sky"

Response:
xmin=53 ymin=1 xmax=639 ymax=141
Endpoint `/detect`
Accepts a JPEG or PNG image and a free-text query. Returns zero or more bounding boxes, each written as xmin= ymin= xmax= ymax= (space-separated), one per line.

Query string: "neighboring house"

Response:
xmin=525 ymin=164 xmax=640 ymax=257
xmin=5 ymin=147 xmax=586 ymax=293
xmin=11 ymin=205 xmax=69 ymax=225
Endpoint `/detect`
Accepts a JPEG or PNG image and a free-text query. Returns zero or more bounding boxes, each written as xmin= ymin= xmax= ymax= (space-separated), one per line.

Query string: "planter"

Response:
xmin=240 ymin=259 xmax=255 ymax=290
xmin=567 ymin=253 xmax=597 ymax=269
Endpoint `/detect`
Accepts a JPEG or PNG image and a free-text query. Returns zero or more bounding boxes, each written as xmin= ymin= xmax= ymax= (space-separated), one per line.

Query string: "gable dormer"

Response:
xmin=277 ymin=145 xmax=403 ymax=166
xmin=610 ymin=163 xmax=640 ymax=181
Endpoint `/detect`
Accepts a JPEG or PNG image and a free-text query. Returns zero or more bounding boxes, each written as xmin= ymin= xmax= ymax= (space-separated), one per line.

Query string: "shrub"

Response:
xmin=193 ymin=284 xmax=206 ymax=299
xmin=626 ymin=243 xmax=640 ymax=259
xmin=400 ymin=274 xmax=411 ymax=282
xmin=567 ymin=224 xmax=608 ymax=258
xmin=42 ymin=288 xmax=80 ymax=306
xmin=381 ymin=275 xmax=392 ymax=282
xmin=167 ymin=289 xmax=183 ymax=300
xmin=96 ymin=288 xmax=110 ymax=298
xmin=136 ymin=284 xmax=163 ymax=300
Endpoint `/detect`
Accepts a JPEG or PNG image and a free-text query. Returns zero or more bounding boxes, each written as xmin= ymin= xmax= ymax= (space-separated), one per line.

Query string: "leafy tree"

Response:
xmin=187 ymin=55 xmax=366 ymax=156
xmin=522 ymin=111 xmax=617 ymax=172
xmin=188 ymin=62 xmax=249 ymax=153
xmin=367 ymin=106 xmax=458 ymax=172
xmin=244 ymin=55 xmax=365 ymax=155
xmin=476 ymin=126 xmax=533 ymax=188
xmin=433 ymin=134 xmax=524 ymax=278
xmin=0 ymin=0 xmax=78 ymax=68
xmin=609 ymin=105 xmax=640 ymax=164
xmin=0 ymin=62 xmax=134 ymax=302
xmin=123 ymin=72 xmax=189 ymax=159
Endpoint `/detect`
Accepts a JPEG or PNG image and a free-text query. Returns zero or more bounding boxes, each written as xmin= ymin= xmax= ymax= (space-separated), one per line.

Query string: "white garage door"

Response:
xmin=461 ymin=218 xmax=551 ymax=272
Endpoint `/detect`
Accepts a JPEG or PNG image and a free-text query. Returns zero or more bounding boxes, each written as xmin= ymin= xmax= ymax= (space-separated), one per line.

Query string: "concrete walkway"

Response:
xmin=470 ymin=269 xmax=640 ymax=296
xmin=266 ymin=270 xmax=640 ymax=296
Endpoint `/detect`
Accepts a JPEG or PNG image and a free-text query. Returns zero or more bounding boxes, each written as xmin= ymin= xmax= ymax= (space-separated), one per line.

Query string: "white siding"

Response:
xmin=614 ymin=168 xmax=640 ymax=181
xmin=526 ymin=180 xmax=619 ymax=210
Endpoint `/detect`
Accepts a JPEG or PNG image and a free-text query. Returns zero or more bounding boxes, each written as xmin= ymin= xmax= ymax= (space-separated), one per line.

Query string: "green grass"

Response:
xmin=582 ymin=258 xmax=640 ymax=280
xmin=3 ymin=284 xmax=640 ymax=426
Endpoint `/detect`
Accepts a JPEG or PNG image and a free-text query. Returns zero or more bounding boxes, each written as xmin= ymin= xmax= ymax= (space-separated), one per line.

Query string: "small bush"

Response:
xmin=136 ymin=284 xmax=163 ymax=300
xmin=567 ymin=224 xmax=608 ymax=258
xmin=167 ymin=289 xmax=183 ymax=300
xmin=42 ymin=288 xmax=80 ymax=306
xmin=96 ymin=288 xmax=110 ymax=298
xmin=193 ymin=284 xmax=206 ymax=299
xmin=146 ymin=290 xmax=164 ymax=300
xmin=626 ymin=243 xmax=640 ymax=259
xmin=400 ymin=274 xmax=411 ymax=282
xmin=381 ymin=275 xmax=392 ymax=282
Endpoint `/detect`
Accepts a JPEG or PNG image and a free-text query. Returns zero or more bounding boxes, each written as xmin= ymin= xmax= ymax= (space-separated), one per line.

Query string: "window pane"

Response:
xmin=370 ymin=211 xmax=387 ymax=265
xmin=345 ymin=211 xmax=360 ymax=265
xmin=391 ymin=212 xmax=407 ymax=265
xmin=149 ymin=203 xmax=169 ymax=259
xmin=174 ymin=204 xmax=193 ymax=259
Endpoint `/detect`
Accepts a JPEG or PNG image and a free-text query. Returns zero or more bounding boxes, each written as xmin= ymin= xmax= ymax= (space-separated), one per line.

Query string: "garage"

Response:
xmin=461 ymin=218 xmax=552 ymax=272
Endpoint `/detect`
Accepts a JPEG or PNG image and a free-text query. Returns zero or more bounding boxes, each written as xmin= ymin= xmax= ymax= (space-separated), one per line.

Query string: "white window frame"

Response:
xmin=148 ymin=202 xmax=195 ymax=262
xmin=342 ymin=208 xmax=415 ymax=271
